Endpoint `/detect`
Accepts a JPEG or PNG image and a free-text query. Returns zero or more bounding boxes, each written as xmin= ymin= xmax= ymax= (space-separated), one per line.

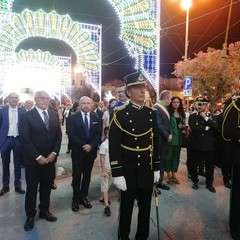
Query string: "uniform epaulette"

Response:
xmin=109 ymin=103 xmax=127 ymax=128
xmin=231 ymin=95 xmax=240 ymax=100
xmin=114 ymin=102 xmax=128 ymax=113
xmin=145 ymin=105 xmax=156 ymax=111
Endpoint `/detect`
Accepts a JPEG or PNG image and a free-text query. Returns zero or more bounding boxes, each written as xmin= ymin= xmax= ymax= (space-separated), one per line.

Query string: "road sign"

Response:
xmin=183 ymin=76 xmax=193 ymax=97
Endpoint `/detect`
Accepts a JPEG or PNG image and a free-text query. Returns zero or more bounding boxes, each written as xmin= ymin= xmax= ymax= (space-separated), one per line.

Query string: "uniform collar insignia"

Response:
xmin=130 ymin=101 xmax=144 ymax=110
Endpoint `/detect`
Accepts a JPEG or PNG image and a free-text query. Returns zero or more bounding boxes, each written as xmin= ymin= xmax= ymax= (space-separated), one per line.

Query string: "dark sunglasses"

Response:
xmin=197 ymin=102 xmax=208 ymax=106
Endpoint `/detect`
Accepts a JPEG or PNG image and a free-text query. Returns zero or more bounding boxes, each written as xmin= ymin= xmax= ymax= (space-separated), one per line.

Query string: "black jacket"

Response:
xmin=188 ymin=112 xmax=218 ymax=152
xmin=19 ymin=108 xmax=62 ymax=165
xmin=109 ymin=102 xmax=160 ymax=188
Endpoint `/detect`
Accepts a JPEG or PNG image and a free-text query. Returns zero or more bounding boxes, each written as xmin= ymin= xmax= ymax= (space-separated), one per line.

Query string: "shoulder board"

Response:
xmin=145 ymin=105 xmax=156 ymax=111
xmin=231 ymin=95 xmax=240 ymax=100
xmin=114 ymin=103 xmax=127 ymax=112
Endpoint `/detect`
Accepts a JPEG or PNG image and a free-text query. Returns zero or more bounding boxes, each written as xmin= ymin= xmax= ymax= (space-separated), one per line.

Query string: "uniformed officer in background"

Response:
xmin=109 ymin=72 xmax=160 ymax=240
xmin=222 ymin=95 xmax=240 ymax=240
xmin=188 ymin=96 xmax=218 ymax=193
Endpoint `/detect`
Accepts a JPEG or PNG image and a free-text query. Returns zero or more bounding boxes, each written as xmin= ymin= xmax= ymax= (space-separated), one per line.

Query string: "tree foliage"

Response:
xmin=173 ymin=42 xmax=240 ymax=107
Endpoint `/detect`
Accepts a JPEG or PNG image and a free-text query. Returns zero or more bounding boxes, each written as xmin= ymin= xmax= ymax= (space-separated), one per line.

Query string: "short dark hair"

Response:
xmin=117 ymin=84 xmax=126 ymax=89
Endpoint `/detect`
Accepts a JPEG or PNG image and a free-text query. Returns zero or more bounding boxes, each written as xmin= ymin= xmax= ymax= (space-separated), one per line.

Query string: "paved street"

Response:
xmin=0 ymin=130 xmax=232 ymax=240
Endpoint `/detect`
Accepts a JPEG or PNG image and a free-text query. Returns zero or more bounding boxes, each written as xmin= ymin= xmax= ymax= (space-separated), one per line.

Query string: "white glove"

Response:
xmin=113 ymin=176 xmax=127 ymax=191
xmin=154 ymin=171 xmax=160 ymax=183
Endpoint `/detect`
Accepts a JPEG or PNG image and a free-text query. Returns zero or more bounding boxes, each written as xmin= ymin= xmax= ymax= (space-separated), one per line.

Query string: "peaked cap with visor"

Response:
xmin=123 ymin=72 xmax=145 ymax=88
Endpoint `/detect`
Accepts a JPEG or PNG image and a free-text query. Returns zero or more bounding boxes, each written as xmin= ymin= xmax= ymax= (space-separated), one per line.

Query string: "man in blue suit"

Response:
xmin=0 ymin=92 xmax=26 ymax=196
xmin=19 ymin=91 xmax=62 ymax=231
xmin=68 ymin=96 xmax=101 ymax=212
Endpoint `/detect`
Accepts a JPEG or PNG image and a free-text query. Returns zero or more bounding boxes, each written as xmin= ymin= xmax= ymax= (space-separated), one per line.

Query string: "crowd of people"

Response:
xmin=0 ymin=74 xmax=240 ymax=239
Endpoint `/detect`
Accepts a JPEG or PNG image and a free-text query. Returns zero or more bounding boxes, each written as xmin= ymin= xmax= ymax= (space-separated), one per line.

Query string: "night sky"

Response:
xmin=12 ymin=0 xmax=240 ymax=82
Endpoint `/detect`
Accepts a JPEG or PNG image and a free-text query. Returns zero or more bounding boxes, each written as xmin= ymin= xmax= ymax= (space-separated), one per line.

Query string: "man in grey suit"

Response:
xmin=19 ymin=91 xmax=62 ymax=231
xmin=154 ymin=90 xmax=172 ymax=193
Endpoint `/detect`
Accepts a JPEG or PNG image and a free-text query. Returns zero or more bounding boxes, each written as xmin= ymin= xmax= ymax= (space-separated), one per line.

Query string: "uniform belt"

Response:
xmin=7 ymin=136 xmax=19 ymax=139
xmin=121 ymin=144 xmax=152 ymax=152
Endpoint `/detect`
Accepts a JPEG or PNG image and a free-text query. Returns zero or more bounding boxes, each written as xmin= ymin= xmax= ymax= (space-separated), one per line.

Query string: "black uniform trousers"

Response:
xmin=118 ymin=186 xmax=152 ymax=240
xmin=72 ymin=151 xmax=96 ymax=201
xmin=220 ymin=142 xmax=232 ymax=183
xmin=228 ymin=141 xmax=240 ymax=233
xmin=25 ymin=163 xmax=55 ymax=218
xmin=189 ymin=149 xmax=214 ymax=186
xmin=230 ymin=165 xmax=240 ymax=232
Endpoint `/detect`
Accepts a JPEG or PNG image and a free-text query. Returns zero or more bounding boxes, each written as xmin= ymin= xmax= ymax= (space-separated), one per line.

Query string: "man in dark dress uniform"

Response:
xmin=222 ymin=95 xmax=240 ymax=240
xmin=188 ymin=96 xmax=218 ymax=193
xmin=109 ymin=72 xmax=160 ymax=240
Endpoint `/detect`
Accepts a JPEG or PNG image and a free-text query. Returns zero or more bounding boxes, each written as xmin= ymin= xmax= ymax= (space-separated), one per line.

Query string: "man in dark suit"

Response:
xmin=109 ymin=72 xmax=160 ymax=240
xmin=68 ymin=96 xmax=101 ymax=212
xmin=19 ymin=91 xmax=62 ymax=231
xmin=0 ymin=92 xmax=26 ymax=196
xmin=222 ymin=95 xmax=240 ymax=240
xmin=153 ymin=90 xmax=172 ymax=192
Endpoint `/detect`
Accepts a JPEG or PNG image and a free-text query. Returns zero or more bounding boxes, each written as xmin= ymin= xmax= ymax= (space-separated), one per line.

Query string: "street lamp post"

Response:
xmin=181 ymin=0 xmax=192 ymax=60
xmin=222 ymin=0 xmax=233 ymax=57
xmin=181 ymin=0 xmax=192 ymax=111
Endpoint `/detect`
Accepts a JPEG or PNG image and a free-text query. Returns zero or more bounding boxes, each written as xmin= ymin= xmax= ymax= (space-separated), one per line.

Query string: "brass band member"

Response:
xmin=222 ymin=95 xmax=240 ymax=240
xmin=109 ymin=72 xmax=160 ymax=240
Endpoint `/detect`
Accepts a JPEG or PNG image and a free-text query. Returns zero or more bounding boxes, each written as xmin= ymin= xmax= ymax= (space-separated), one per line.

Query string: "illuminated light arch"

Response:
xmin=0 ymin=49 xmax=71 ymax=100
xmin=107 ymin=0 xmax=160 ymax=96
xmin=0 ymin=0 xmax=14 ymax=12
xmin=0 ymin=8 xmax=102 ymax=96
xmin=0 ymin=0 xmax=159 ymax=96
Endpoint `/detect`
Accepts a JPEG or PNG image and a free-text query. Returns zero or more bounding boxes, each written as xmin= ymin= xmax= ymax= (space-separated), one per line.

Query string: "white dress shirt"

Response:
xmin=8 ymin=107 xmax=18 ymax=137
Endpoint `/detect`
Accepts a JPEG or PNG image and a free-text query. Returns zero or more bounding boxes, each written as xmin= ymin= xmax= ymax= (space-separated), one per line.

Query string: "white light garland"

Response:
xmin=0 ymin=0 xmax=160 ymax=97
xmin=107 ymin=0 xmax=160 ymax=95
xmin=0 ymin=6 xmax=102 ymax=97
xmin=0 ymin=49 xmax=71 ymax=100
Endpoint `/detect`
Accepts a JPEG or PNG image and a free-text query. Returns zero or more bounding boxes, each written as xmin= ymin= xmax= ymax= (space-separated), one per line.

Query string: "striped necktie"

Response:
xmin=43 ymin=111 xmax=49 ymax=129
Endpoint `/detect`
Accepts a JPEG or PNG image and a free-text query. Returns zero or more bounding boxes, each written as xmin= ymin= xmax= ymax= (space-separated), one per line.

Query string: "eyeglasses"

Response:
xmin=38 ymin=97 xmax=50 ymax=101
xmin=9 ymin=97 xmax=19 ymax=99
xmin=197 ymin=102 xmax=208 ymax=106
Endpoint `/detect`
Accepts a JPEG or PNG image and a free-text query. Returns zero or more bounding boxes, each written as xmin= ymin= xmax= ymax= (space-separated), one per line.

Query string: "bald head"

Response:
xmin=79 ymin=96 xmax=93 ymax=113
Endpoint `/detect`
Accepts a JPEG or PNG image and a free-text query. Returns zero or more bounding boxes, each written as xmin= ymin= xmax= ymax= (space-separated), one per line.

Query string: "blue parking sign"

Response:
xmin=183 ymin=76 xmax=193 ymax=96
